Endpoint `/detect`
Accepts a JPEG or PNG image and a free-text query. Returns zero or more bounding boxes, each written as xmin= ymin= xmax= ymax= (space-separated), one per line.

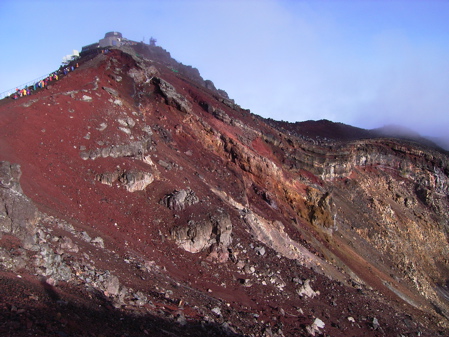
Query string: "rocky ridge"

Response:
xmin=0 ymin=42 xmax=448 ymax=336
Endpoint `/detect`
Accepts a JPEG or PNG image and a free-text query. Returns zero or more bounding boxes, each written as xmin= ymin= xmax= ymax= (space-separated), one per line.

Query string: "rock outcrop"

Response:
xmin=0 ymin=162 xmax=38 ymax=249
xmin=152 ymin=77 xmax=192 ymax=113
xmin=96 ymin=169 xmax=154 ymax=192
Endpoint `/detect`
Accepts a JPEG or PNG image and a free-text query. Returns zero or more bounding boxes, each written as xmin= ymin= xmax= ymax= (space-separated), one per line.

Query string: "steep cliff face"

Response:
xmin=0 ymin=44 xmax=448 ymax=336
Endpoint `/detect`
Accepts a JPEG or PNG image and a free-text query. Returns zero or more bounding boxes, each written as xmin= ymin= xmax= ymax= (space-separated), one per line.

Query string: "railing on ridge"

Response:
xmin=0 ymin=73 xmax=59 ymax=100
xmin=0 ymin=48 xmax=113 ymax=100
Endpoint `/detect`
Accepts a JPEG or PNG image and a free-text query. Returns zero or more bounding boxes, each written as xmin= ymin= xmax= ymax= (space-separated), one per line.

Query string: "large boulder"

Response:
xmin=161 ymin=189 xmax=199 ymax=211
xmin=170 ymin=209 xmax=233 ymax=260
xmin=96 ymin=169 xmax=154 ymax=192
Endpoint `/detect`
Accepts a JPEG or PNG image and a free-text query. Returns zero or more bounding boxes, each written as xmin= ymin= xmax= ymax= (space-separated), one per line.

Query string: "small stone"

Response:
xmin=236 ymin=260 xmax=245 ymax=269
xmin=104 ymin=275 xmax=120 ymax=296
xmin=102 ymin=86 xmax=119 ymax=97
xmin=372 ymin=317 xmax=380 ymax=330
xmin=119 ymin=127 xmax=131 ymax=134
xmin=158 ymin=160 xmax=172 ymax=170
xmin=314 ymin=318 xmax=325 ymax=329
xmin=297 ymin=279 xmax=320 ymax=298
xmin=97 ymin=123 xmax=107 ymax=131
xmin=306 ymin=318 xmax=325 ymax=336
xmin=255 ymin=246 xmax=266 ymax=256
xmin=176 ymin=312 xmax=187 ymax=326
xmin=91 ymin=237 xmax=105 ymax=248
xmin=211 ymin=307 xmax=221 ymax=317
xmin=80 ymin=231 xmax=91 ymax=242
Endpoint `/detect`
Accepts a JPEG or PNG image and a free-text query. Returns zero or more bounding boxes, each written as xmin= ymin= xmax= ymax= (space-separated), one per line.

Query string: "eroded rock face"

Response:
xmin=223 ymin=136 xmax=282 ymax=179
xmin=0 ymin=162 xmax=38 ymax=248
xmin=305 ymin=187 xmax=336 ymax=230
xmin=332 ymin=168 xmax=449 ymax=313
xmin=243 ymin=210 xmax=319 ymax=268
xmin=128 ymin=64 xmax=159 ymax=84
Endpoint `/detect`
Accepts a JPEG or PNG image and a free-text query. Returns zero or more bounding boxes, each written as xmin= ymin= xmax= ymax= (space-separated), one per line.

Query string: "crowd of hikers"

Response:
xmin=4 ymin=47 xmax=114 ymax=100
xmin=9 ymin=63 xmax=79 ymax=100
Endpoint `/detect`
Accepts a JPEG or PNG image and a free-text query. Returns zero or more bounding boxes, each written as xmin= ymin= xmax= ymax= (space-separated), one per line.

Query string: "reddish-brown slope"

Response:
xmin=0 ymin=46 xmax=448 ymax=336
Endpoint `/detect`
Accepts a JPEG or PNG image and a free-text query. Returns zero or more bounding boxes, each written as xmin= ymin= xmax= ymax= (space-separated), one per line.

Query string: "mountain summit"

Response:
xmin=1 ymin=34 xmax=449 ymax=336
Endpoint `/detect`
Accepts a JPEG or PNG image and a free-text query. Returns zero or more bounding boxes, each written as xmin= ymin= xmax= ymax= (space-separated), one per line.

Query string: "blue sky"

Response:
xmin=1 ymin=0 xmax=448 ymax=140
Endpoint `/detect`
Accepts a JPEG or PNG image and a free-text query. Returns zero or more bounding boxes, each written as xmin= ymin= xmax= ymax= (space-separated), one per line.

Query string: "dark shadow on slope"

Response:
xmin=0 ymin=272 xmax=243 ymax=337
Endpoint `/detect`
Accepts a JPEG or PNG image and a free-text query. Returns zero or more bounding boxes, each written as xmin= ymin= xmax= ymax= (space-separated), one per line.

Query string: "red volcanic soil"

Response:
xmin=0 ymin=48 xmax=447 ymax=336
